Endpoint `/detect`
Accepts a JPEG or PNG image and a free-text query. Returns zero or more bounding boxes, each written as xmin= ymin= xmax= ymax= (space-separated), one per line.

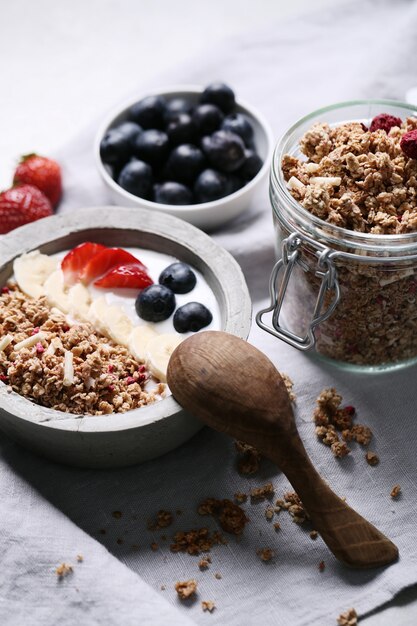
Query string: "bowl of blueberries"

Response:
xmin=96 ymin=82 xmax=274 ymax=230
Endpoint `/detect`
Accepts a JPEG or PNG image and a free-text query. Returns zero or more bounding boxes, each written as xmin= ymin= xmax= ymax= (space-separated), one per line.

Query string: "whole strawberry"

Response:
xmin=0 ymin=184 xmax=53 ymax=234
xmin=13 ymin=154 xmax=62 ymax=207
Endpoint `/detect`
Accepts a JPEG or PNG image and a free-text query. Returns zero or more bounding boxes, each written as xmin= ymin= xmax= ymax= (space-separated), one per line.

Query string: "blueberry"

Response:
xmin=166 ymin=144 xmax=206 ymax=184
xmin=201 ymin=130 xmax=246 ymax=173
xmin=117 ymin=159 xmax=153 ymax=198
xmin=221 ymin=113 xmax=254 ymax=146
xmin=114 ymin=121 xmax=143 ymax=144
xmin=200 ymin=82 xmax=235 ymax=114
xmin=227 ymin=174 xmax=245 ymax=194
xmin=166 ymin=113 xmax=198 ymax=146
xmin=192 ymin=104 xmax=224 ymax=136
xmin=135 ymin=285 xmax=176 ymax=322
xmin=159 ymin=262 xmax=197 ymax=294
xmin=194 ymin=169 xmax=229 ymax=203
xmin=154 ymin=182 xmax=193 ymax=205
xmin=129 ymin=95 xmax=166 ymax=129
xmin=100 ymin=129 xmax=132 ymax=166
xmin=239 ymin=149 xmax=263 ymax=181
xmin=133 ymin=129 xmax=170 ymax=168
xmin=164 ymin=98 xmax=193 ymax=122
xmin=173 ymin=302 xmax=213 ymax=333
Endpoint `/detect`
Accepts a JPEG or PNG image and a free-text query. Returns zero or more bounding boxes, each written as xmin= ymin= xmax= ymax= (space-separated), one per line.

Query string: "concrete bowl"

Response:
xmin=0 ymin=207 xmax=251 ymax=467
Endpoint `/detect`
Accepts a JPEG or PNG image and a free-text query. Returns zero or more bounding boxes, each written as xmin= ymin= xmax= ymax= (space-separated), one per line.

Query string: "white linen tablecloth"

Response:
xmin=1 ymin=0 xmax=417 ymax=624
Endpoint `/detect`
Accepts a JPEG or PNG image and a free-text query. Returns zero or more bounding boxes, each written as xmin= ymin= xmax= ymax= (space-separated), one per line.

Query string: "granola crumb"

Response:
xmin=98 ymin=528 xmax=106 ymax=535
xmin=76 ymin=554 xmax=83 ymax=562
xmin=214 ymin=572 xmax=222 ymax=580
xmin=250 ymin=483 xmax=275 ymax=502
xmin=170 ymin=528 xmax=222 ymax=555
xmin=281 ymin=372 xmax=296 ymax=402
xmin=310 ymin=530 xmax=319 ymax=540
xmin=235 ymin=440 xmax=262 ymax=475
xmin=284 ymin=492 xmax=309 ymax=524
xmin=318 ymin=560 xmax=326 ymax=572
xmin=147 ymin=510 xmax=173 ymax=531
xmin=337 ymin=608 xmax=358 ymax=626
xmin=257 ymin=548 xmax=274 ymax=562
xmin=198 ymin=498 xmax=248 ymax=535
xmin=234 ymin=492 xmax=247 ymax=504
xmin=201 ymin=600 xmax=216 ymax=613
xmin=273 ymin=522 xmax=281 ymax=531
xmin=116 ymin=538 xmax=124 ymax=545
xmin=198 ymin=556 xmax=212 ymax=570
xmin=265 ymin=506 xmax=275 ymax=521
xmin=161 ymin=585 xmax=166 ymax=591
xmin=112 ymin=510 xmax=122 ymax=519
xmin=55 ymin=563 xmax=73 ymax=578
xmin=175 ymin=579 xmax=197 ymax=600
xmin=150 ymin=542 xmax=159 ymax=552
xmin=390 ymin=484 xmax=401 ymax=499
xmin=365 ymin=451 xmax=379 ymax=466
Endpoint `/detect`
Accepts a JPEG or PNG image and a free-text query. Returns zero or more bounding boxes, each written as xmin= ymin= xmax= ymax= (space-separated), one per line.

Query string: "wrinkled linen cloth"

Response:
xmin=1 ymin=0 xmax=417 ymax=624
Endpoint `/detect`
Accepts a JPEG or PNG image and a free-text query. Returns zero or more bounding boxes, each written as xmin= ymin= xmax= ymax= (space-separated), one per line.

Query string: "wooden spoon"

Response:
xmin=167 ymin=331 xmax=398 ymax=569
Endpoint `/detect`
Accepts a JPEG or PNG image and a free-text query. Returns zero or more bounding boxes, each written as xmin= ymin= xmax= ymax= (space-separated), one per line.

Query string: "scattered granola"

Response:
xmin=150 ymin=542 xmax=159 ymax=552
xmin=314 ymin=389 xmax=373 ymax=459
xmin=198 ymin=556 xmax=211 ymax=570
xmin=170 ymin=528 xmax=223 ymax=555
xmin=112 ymin=510 xmax=122 ymax=519
xmin=76 ymin=554 xmax=83 ymax=562
xmin=55 ymin=563 xmax=73 ymax=578
xmin=390 ymin=484 xmax=401 ymax=499
xmin=310 ymin=530 xmax=318 ymax=540
xmin=284 ymin=491 xmax=309 ymax=524
xmin=214 ymin=572 xmax=222 ymax=580
xmin=318 ymin=560 xmax=325 ymax=572
xmin=234 ymin=440 xmax=262 ymax=475
xmin=250 ymin=483 xmax=275 ymax=502
xmin=365 ymin=451 xmax=379 ymax=466
xmin=234 ymin=492 xmax=247 ymax=504
xmin=257 ymin=548 xmax=274 ymax=562
xmin=265 ymin=506 xmax=275 ymax=521
xmin=281 ymin=372 xmax=296 ymax=402
xmin=175 ymin=579 xmax=197 ymax=600
xmin=0 ymin=286 xmax=164 ymax=415
xmin=198 ymin=498 xmax=248 ymax=535
xmin=147 ymin=510 xmax=173 ymax=531
xmin=201 ymin=600 xmax=216 ymax=613
xmin=273 ymin=522 xmax=281 ymax=531
xmin=337 ymin=608 xmax=358 ymax=626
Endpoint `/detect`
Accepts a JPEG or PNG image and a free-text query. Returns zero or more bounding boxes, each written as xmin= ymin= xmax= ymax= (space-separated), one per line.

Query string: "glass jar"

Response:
xmin=257 ymin=100 xmax=417 ymax=371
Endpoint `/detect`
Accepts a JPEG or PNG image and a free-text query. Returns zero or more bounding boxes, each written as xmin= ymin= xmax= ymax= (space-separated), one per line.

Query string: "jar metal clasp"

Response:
xmin=256 ymin=233 xmax=341 ymax=351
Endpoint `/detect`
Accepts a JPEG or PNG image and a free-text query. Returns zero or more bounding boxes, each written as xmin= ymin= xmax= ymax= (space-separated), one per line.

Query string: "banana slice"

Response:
xmin=145 ymin=334 xmax=183 ymax=382
xmin=128 ymin=325 xmax=158 ymax=362
xmin=68 ymin=283 xmax=91 ymax=322
xmin=88 ymin=297 xmax=132 ymax=347
xmin=44 ymin=269 xmax=70 ymax=313
xmin=13 ymin=250 xmax=57 ymax=299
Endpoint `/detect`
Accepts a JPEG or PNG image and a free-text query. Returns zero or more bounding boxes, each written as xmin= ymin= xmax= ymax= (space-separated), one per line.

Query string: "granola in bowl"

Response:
xmin=266 ymin=101 xmax=417 ymax=369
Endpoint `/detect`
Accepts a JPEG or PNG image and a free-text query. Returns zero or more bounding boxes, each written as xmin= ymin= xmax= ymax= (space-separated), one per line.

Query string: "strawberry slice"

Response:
xmin=94 ymin=264 xmax=153 ymax=289
xmin=61 ymin=242 xmax=107 ymax=285
xmin=80 ymin=248 xmax=147 ymax=284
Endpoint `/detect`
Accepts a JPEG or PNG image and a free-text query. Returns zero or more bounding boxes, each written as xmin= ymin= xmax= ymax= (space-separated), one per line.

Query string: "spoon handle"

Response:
xmin=269 ymin=439 xmax=398 ymax=569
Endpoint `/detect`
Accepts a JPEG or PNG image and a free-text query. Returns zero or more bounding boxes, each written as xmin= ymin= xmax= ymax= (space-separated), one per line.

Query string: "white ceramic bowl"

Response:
xmin=95 ymin=85 xmax=274 ymax=231
xmin=0 ymin=207 xmax=251 ymax=468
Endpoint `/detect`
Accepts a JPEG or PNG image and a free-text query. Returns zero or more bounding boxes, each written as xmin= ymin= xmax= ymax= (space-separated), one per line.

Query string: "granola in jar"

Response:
xmin=265 ymin=101 xmax=417 ymax=369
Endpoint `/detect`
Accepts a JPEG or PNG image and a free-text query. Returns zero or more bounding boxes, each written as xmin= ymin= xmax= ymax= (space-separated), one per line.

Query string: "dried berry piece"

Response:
xmin=370 ymin=113 xmax=402 ymax=133
xmin=400 ymin=129 xmax=417 ymax=159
